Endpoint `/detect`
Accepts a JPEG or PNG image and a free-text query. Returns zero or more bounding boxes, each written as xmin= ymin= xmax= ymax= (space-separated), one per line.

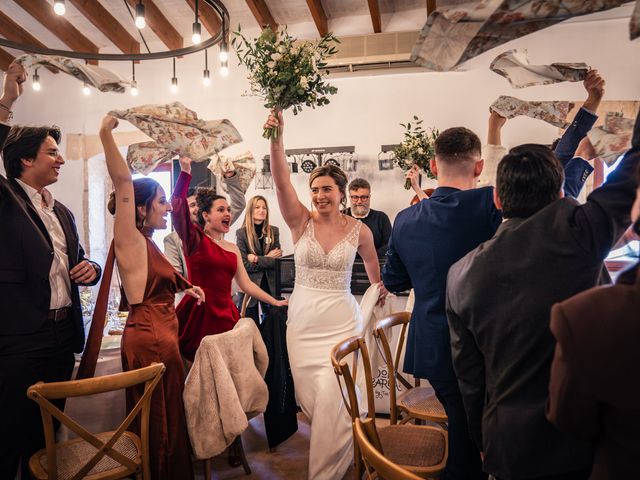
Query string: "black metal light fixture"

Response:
xmin=135 ymin=1 xmax=146 ymax=29
xmin=203 ymin=49 xmax=211 ymax=86
xmin=192 ymin=0 xmax=202 ymax=44
xmin=130 ymin=61 xmax=138 ymax=96
xmin=53 ymin=0 xmax=65 ymax=16
xmin=170 ymin=57 xmax=178 ymax=93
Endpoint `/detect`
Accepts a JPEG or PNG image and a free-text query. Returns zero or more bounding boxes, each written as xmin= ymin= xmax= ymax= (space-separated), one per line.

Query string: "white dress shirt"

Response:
xmin=15 ymin=178 xmax=72 ymax=309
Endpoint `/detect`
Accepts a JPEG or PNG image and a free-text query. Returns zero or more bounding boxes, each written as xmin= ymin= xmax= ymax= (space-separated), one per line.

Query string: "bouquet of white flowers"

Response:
xmin=394 ymin=116 xmax=438 ymax=189
xmin=233 ymin=26 xmax=339 ymax=139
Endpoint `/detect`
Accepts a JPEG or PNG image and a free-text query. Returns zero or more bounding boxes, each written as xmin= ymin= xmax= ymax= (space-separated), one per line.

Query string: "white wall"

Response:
xmin=9 ymin=8 xmax=640 ymax=256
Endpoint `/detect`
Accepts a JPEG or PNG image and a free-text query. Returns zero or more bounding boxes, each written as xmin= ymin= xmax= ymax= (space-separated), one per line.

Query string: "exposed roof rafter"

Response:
xmin=13 ymin=0 xmax=100 ymax=65
xmin=125 ymin=0 xmax=183 ymax=51
xmin=244 ymin=0 xmax=278 ymax=30
xmin=366 ymin=0 xmax=382 ymax=33
xmin=0 ymin=10 xmax=58 ymax=73
xmin=68 ymin=0 xmax=140 ymax=55
xmin=306 ymin=0 xmax=328 ymax=37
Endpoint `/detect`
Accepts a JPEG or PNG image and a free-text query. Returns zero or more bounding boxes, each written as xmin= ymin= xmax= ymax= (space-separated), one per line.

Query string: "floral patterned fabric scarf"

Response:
xmin=207 ymin=152 xmax=257 ymax=195
xmin=490 ymin=96 xmax=574 ymax=128
xmin=490 ymin=50 xmax=589 ymax=89
xmin=108 ymin=102 xmax=242 ymax=174
xmin=17 ymin=54 xmax=131 ymax=92
xmin=588 ymin=112 xmax=636 ymax=165
xmin=411 ymin=0 xmax=629 ymax=71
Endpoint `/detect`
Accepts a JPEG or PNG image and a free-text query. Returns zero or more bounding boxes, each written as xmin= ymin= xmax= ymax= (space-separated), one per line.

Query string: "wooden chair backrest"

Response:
xmin=330 ymin=335 xmax=375 ymax=421
xmin=374 ymin=312 xmax=413 ymax=424
xmin=240 ymin=294 xmax=251 ymax=318
xmin=354 ymin=418 xmax=422 ymax=480
xmin=27 ymin=362 xmax=166 ymax=480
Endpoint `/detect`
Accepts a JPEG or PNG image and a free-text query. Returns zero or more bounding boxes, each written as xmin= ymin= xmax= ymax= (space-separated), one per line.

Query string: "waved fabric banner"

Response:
xmin=631 ymin=0 xmax=640 ymax=40
xmin=411 ymin=0 xmax=629 ymax=71
xmin=588 ymin=112 xmax=635 ymax=165
xmin=109 ymin=102 xmax=242 ymax=174
xmin=490 ymin=49 xmax=589 ymax=88
xmin=207 ymin=152 xmax=257 ymax=195
xmin=490 ymin=96 xmax=575 ymax=128
xmin=16 ymin=54 xmax=131 ymax=93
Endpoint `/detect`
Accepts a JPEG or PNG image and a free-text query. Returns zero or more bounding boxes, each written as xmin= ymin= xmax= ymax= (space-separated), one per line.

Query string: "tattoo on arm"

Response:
xmin=122 ymin=197 xmax=130 ymax=203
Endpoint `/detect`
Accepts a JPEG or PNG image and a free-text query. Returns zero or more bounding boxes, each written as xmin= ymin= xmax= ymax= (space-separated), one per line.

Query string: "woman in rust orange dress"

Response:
xmin=100 ymin=116 xmax=204 ymax=480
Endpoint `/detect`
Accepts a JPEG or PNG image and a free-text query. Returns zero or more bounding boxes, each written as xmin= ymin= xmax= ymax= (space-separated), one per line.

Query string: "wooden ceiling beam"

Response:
xmin=366 ymin=0 xmax=382 ymax=33
xmin=244 ymin=0 xmax=278 ymax=31
xmin=69 ymin=0 xmax=140 ymax=55
xmin=126 ymin=0 xmax=183 ymax=51
xmin=306 ymin=0 xmax=328 ymax=37
xmin=0 ymin=10 xmax=58 ymax=73
xmin=184 ymin=0 xmax=222 ymax=38
xmin=427 ymin=0 xmax=437 ymax=15
xmin=13 ymin=0 xmax=99 ymax=65
xmin=0 ymin=48 xmax=15 ymax=72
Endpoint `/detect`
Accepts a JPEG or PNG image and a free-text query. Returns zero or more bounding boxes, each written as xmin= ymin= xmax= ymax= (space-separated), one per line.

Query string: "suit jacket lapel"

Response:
xmin=9 ymin=178 xmax=53 ymax=248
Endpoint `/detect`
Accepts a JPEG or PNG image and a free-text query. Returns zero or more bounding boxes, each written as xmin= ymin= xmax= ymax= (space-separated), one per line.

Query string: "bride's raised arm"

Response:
xmin=265 ymin=111 xmax=310 ymax=235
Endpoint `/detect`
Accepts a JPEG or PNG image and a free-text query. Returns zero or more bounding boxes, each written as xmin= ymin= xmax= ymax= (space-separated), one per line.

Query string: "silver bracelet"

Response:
xmin=0 ymin=102 xmax=13 ymax=121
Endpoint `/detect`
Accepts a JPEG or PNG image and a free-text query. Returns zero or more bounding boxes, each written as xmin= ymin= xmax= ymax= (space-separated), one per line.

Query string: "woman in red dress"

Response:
xmin=100 ymin=116 xmax=205 ymax=480
xmin=172 ymin=156 xmax=287 ymax=361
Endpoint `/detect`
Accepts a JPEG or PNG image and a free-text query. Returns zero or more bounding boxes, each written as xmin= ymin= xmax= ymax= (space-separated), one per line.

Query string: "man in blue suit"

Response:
xmin=382 ymin=71 xmax=603 ymax=480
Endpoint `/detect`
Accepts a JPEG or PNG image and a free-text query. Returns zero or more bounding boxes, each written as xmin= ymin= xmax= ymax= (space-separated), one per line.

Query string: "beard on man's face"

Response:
xmin=352 ymin=204 xmax=369 ymax=216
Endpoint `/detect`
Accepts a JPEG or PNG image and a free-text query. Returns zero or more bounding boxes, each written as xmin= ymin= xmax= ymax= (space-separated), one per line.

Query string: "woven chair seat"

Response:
xmin=378 ymin=424 xmax=446 ymax=472
xmin=32 ymin=431 xmax=141 ymax=480
xmin=398 ymin=386 xmax=447 ymax=422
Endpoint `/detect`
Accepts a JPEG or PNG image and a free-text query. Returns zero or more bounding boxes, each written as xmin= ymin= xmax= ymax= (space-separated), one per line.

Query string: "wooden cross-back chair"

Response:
xmin=330 ymin=336 xmax=448 ymax=479
xmin=27 ymin=362 xmax=165 ymax=480
xmin=374 ymin=312 xmax=447 ymax=427
xmin=355 ymin=418 xmax=422 ymax=480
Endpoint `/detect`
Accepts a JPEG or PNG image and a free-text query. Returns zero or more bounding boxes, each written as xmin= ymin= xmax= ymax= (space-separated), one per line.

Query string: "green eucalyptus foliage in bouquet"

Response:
xmin=232 ymin=26 xmax=339 ymax=139
xmin=394 ymin=116 xmax=439 ymax=189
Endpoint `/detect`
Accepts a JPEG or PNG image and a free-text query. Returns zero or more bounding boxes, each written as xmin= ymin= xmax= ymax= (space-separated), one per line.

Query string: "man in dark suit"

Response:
xmin=445 ymin=108 xmax=640 ymax=479
xmin=382 ymin=74 xmax=604 ymax=479
xmin=0 ymin=62 xmax=102 ymax=478
xmin=546 ymin=170 xmax=640 ymax=480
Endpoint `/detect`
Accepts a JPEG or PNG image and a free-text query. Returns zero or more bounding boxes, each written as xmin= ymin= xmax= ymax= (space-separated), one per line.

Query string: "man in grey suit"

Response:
xmin=446 ymin=108 xmax=640 ymax=480
xmin=163 ymin=170 xmax=245 ymax=302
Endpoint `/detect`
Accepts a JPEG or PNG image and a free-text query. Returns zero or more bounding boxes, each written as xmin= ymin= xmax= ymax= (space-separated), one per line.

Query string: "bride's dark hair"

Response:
xmin=107 ymin=177 xmax=160 ymax=228
xmin=308 ymin=165 xmax=348 ymax=209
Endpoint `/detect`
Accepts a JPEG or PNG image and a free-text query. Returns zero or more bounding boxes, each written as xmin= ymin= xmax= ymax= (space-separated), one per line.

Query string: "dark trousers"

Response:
xmin=0 ymin=317 xmax=76 ymax=479
xmin=429 ymin=377 xmax=487 ymax=480
xmin=495 ymin=471 xmax=590 ymax=480
xmin=243 ymin=275 xmax=272 ymax=327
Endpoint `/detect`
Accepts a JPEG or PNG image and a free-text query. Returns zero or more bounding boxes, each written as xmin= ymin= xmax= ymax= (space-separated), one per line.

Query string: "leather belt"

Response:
xmin=47 ymin=306 xmax=71 ymax=322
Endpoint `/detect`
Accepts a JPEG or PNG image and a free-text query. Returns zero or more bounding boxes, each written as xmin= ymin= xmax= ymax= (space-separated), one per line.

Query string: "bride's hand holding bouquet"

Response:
xmin=233 ymin=26 xmax=339 ymax=140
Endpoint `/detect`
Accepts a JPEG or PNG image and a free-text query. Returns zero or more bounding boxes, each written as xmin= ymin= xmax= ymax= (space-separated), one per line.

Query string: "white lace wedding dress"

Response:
xmin=287 ymin=219 xmax=364 ymax=480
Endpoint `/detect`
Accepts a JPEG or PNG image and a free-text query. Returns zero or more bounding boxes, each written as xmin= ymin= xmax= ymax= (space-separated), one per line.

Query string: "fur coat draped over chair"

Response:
xmin=183 ymin=317 xmax=269 ymax=459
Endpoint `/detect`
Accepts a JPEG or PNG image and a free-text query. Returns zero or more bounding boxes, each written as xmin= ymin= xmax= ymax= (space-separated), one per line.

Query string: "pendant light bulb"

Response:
xmin=82 ymin=83 xmax=91 ymax=96
xmin=131 ymin=81 xmax=139 ymax=97
xmin=170 ymin=77 xmax=178 ymax=94
xmin=219 ymin=49 xmax=228 ymax=63
xmin=135 ymin=2 xmax=146 ymax=29
xmin=192 ymin=22 xmax=202 ymax=45
xmin=32 ymin=70 xmax=41 ymax=91
xmin=220 ymin=62 xmax=229 ymax=77
xmin=203 ymin=69 xmax=211 ymax=86
xmin=53 ymin=0 xmax=65 ymax=16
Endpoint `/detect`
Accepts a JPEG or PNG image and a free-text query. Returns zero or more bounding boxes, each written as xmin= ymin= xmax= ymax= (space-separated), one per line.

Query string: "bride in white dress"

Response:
xmin=265 ymin=112 xmax=388 ymax=479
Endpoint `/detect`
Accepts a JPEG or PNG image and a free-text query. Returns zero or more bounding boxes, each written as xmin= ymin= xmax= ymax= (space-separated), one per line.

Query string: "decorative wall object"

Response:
xmin=378 ymin=145 xmax=398 ymax=171
xmin=254 ymin=156 xmax=274 ymax=190
xmin=284 ymin=146 xmax=357 ymax=174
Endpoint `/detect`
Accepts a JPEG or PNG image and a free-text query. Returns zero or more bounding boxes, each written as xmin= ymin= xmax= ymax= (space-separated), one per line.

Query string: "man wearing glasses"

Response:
xmin=343 ymin=178 xmax=392 ymax=257
xmin=0 ymin=62 xmax=102 ymax=478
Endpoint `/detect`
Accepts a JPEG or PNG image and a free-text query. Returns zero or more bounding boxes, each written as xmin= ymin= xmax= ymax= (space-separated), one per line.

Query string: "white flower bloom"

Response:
xmin=278 ymin=46 xmax=287 ymax=54
xmin=271 ymin=53 xmax=282 ymax=61
xmin=266 ymin=61 xmax=276 ymax=69
xmin=299 ymin=77 xmax=309 ymax=88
